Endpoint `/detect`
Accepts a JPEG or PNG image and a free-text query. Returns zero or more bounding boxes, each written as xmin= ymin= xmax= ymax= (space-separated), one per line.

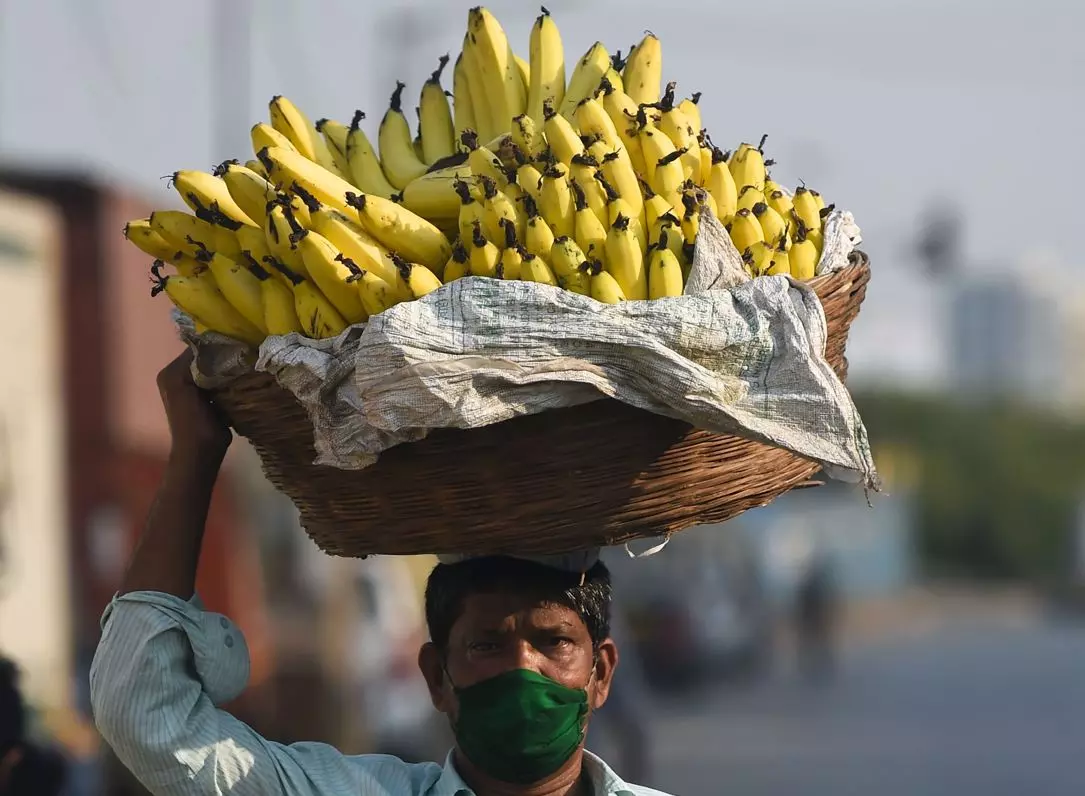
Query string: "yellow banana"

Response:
xmin=150 ymin=262 xmax=263 ymax=345
xmin=454 ymin=178 xmax=489 ymax=244
xmin=752 ymin=202 xmax=788 ymax=248
xmin=124 ymin=218 xmax=186 ymax=262
xmin=469 ymin=222 xmax=501 ymax=278
xmin=265 ymin=261 xmax=348 ymax=339
xmin=604 ymin=213 xmax=647 ymax=300
xmin=792 ymin=186 xmax=822 ymax=232
xmin=315 ymin=118 xmax=352 ymax=179
xmin=235 ymin=224 xmax=276 ymax=274
xmin=251 ymin=123 xmax=297 ymax=158
xmin=346 ymin=111 xmax=398 ymax=199
xmin=806 ymin=226 xmax=825 ymax=257
xmin=543 ymin=100 xmax=585 ymax=167
xmin=642 ymin=185 xmax=674 ymax=237
xmin=599 ymin=79 xmax=648 ymax=175
xmin=390 ymin=252 xmax=443 ymax=300
xmin=335 ymin=255 xmax=402 ymax=315
xmin=514 ymin=53 xmax=530 ymax=100
xmin=568 ymin=154 xmax=608 ymax=229
xmin=743 ymin=240 xmax=776 ymax=276
xmin=258 ymin=145 xmax=356 ymax=215
xmin=729 ymin=137 xmax=768 ymax=192
xmin=452 ymin=53 xmax=477 ymax=148
xmin=460 ymin=32 xmax=498 ymax=142
xmin=764 ymin=238 xmax=791 ymax=277
xmin=638 ymin=118 xmax=684 ymax=210
xmin=516 ymin=159 xmax=545 ymax=205
xmin=197 ymin=250 xmax=269 ymax=332
xmin=527 ymin=6 xmax=565 ymax=124
xmin=600 ymin=176 xmax=647 ymax=254
xmin=648 ymin=244 xmax=684 ymax=299
xmin=655 ymin=83 xmax=701 ymax=185
xmin=245 ymin=158 xmax=268 ymax=178
xmin=467 ymin=7 xmax=522 ymax=134
xmin=378 ymin=82 xmax=429 ymax=190
xmin=419 ymin=55 xmax=457 ymax=165
xmin=242 ymin=254 xmax=303 ymax=336
xmin=462 ymin=130 xmax=515 ymax=190
xmin=549 ymin=236 xmax=589 ymax=279
xmin=482 ymin=175 xmax=526 ymax=240
xmin=707 ymin=147 xmax=739 ymax=223
xmin=810 ymin=189 xmax=827 ymax=212
xmin=737 ymin=185 xmax=766 ymax=213
xmin=150 ymin=210 xmax=239 ymax=259
xmin=444 ymin=241 xmax=471 ymax=282
xmin=498 ymin=225 xmax=524 ymax=280
xmin=264 ymin=199 xmax=309 ymax=280
xmin=216 ymin=160 xmax=279 ymax=227
xmin=561 ymin=42 xmax=610 ymax=119
xmin=172 ymin=170 xmax=256 ymax=228
xmin=680 ymin=192 xmax=702 ymax=247
xmin=678 ymin=93 xmax=702 ymax=137
xmin=602 ymin=64 xmax=625 ymax=96
xmin=538 ymin=162 xmax=576 ymax=239
xmin=511 ymin=114 xmax=547 ymax=161
xmin=399 ymin=163 xmax=472 ymax=223
xmin=296 ymin=230 xmax=368 ymax=324
xmin=270 ymin=95 xmax=345 ymax=178
xmin=572 ymin=181 xmax=609 ymax=267
xmin=519 ymin=249 xmax=559 ymax=286
xmin=789 ymin=232 xmax=818 ymax=280
xmin=657 ymin=221 xmax=687 ymax=265
xmin=623 ymin=33 xmax=662 ymax=106
xmin=309 ymin=208 xmax=407 ymax=298
xmin=729 ymin=208 xmax=764 ymax=254
xmin=523 ymin=195 xmax=557 ymax=260
xmin=590 ymin=263 xmax=626 ymax=303
xmin=766 ymin=188 xmax=795 ymax=227
xmin=575 ymin=97 xmax=622 ymax=152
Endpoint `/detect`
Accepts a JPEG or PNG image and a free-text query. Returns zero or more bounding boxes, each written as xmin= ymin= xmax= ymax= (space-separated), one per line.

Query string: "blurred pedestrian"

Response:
xmin=0 ymin=657 xmax=67 ymax=796
xmin=794 ymin=553 xmax=838 ymax=683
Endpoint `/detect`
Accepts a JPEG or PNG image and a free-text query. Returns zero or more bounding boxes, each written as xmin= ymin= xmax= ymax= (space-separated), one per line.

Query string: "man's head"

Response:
xmin=417 ymin=556 xmax=619 ymax=783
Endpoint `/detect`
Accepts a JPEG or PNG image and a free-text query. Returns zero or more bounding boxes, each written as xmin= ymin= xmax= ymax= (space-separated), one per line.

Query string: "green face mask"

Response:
xmin=451 ymin=668 xmax=591 ymax=784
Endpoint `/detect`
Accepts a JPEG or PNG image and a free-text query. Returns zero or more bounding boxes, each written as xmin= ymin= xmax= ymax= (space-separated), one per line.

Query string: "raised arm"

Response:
xmin=90 ymin=352 xmax=396 ymax=796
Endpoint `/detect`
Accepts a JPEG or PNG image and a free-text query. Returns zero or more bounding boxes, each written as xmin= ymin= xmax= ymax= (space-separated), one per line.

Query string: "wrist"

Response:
xmin=168 ymin=440 xmax=228 ymax=474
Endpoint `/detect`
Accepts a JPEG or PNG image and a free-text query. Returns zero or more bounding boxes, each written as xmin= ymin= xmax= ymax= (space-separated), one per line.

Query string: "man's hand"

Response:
xmin=120 ymin=350 xmax=232 ymax=597
xmin=157 ymin=350 xmax=232 ymax=464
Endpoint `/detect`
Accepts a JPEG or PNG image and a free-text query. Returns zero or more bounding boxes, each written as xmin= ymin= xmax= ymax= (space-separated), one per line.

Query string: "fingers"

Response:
xmin=157 ymin=348 xmax=195 ymax=395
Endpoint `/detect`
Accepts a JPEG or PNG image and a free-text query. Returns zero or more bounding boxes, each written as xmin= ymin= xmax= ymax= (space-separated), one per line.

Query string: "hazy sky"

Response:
xmin=1 ymin=0 xmax=1081 ymax=387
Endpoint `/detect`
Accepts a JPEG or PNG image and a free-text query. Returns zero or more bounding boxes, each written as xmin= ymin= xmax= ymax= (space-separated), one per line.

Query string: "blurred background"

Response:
xmin=1 ymin=0 xmax=1083 ymax=793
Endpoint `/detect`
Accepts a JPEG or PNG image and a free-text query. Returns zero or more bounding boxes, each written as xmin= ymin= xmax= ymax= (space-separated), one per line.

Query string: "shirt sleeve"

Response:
xmin=89 ymin=591 xmax=432 ymax=796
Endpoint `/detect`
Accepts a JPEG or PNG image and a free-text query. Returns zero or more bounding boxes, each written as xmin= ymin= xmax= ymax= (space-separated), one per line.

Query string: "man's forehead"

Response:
xmin=456 ymin=592 xmax=585 ymax=629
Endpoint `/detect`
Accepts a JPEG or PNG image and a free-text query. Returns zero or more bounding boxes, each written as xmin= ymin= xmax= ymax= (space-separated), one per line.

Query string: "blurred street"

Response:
xmin=651 ymin=602 xmax=1085 ymax=795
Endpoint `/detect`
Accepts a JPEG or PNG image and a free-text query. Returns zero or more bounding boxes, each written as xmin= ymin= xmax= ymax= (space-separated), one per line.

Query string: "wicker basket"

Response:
xmin=212 ymin=254 xmax=871 ymax=557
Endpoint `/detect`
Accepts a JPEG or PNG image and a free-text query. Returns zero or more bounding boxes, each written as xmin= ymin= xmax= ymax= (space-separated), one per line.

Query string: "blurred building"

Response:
xmin=0 ymin=172 xmax=271 ymax=785
xmin=947 ymin=265 xmax=1085 ymax=414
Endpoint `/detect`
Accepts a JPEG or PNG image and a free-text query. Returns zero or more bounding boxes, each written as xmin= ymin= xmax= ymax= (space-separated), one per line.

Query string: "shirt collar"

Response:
xmin=430 ymin=750 xmax=636 ymax=796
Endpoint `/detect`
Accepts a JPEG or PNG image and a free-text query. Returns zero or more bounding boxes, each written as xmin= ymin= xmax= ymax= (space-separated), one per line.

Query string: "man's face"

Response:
xmin=418 ymin=591 xmax=618 ymax=721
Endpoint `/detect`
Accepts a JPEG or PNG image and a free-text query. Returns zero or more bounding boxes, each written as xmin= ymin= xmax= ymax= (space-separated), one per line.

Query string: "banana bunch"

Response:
xmin=127 ymin=5 xmax=845 ymax=345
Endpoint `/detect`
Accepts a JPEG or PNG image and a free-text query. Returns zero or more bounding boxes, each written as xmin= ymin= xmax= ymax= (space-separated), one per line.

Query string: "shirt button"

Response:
xmin=224 ymin=635 xmax=235 ymax=648
xmin=220 ymin=617 xmax=229 ymax=629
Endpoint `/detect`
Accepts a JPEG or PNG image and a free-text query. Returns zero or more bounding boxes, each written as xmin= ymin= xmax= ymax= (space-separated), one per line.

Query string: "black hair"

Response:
xmin=425 ymin=557 xmax=612 ymax=650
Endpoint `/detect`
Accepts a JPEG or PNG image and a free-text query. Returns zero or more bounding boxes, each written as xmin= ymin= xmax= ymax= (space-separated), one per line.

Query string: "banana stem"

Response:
xmin=242 ymin=252 xmax=271 ymax=280
xmin=349 ymin=110 xmax=367 ymax=131
xmin=265 ymin=256 xmax=303 ymax=286
xmin=428 ymin=54 xmax=450 ymax=85
xmin=149 ymin=261 xmax=169 ymax=296
xmin=389 ymin=81 xmax=407 ymax=113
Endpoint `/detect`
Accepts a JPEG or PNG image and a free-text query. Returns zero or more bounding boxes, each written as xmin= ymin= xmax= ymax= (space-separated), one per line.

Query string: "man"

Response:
xmin=90 ymin=351 xmax=673 ymax=796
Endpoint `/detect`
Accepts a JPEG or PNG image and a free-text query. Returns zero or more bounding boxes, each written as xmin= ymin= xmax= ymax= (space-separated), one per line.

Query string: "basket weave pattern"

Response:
xmin=213 ymin=257 xmax=871 ymax=557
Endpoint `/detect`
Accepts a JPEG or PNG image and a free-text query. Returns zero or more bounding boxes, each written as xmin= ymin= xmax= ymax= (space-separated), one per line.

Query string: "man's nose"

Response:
xmin=510 ymin=638 xmax=545 ymax=671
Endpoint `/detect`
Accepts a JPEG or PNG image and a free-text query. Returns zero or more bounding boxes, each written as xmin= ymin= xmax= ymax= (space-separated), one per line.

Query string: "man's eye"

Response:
xmin=469 ymin=641 xmax=500 ymax=653
xmin=548 ymin=637 xmax=573 ymax=648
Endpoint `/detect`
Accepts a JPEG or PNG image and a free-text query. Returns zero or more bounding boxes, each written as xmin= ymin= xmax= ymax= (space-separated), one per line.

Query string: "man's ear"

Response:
xmin=418 ymin=641 xmax=456 ymax=715
xmin=589 ymin=638 xmax=618 ymax=711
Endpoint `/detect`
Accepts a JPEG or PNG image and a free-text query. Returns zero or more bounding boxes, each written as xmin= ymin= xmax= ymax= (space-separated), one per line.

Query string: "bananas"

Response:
xmin=378 ymin=82 xmax=430 ymax=190
xmin=419 ymin=56 xmax=457 ymax=165
xmin=136 ymin=7 xmax=849 ymax=347
xmin=623 ymin=33 xmax=662 ymax=106
xmin=528 ymin=7 xmax=565 ymax=124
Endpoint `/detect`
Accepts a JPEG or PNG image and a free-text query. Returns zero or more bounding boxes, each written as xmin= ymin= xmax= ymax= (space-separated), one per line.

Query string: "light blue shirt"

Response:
xmin=89 ymin=592 xmax=673 ymax=796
